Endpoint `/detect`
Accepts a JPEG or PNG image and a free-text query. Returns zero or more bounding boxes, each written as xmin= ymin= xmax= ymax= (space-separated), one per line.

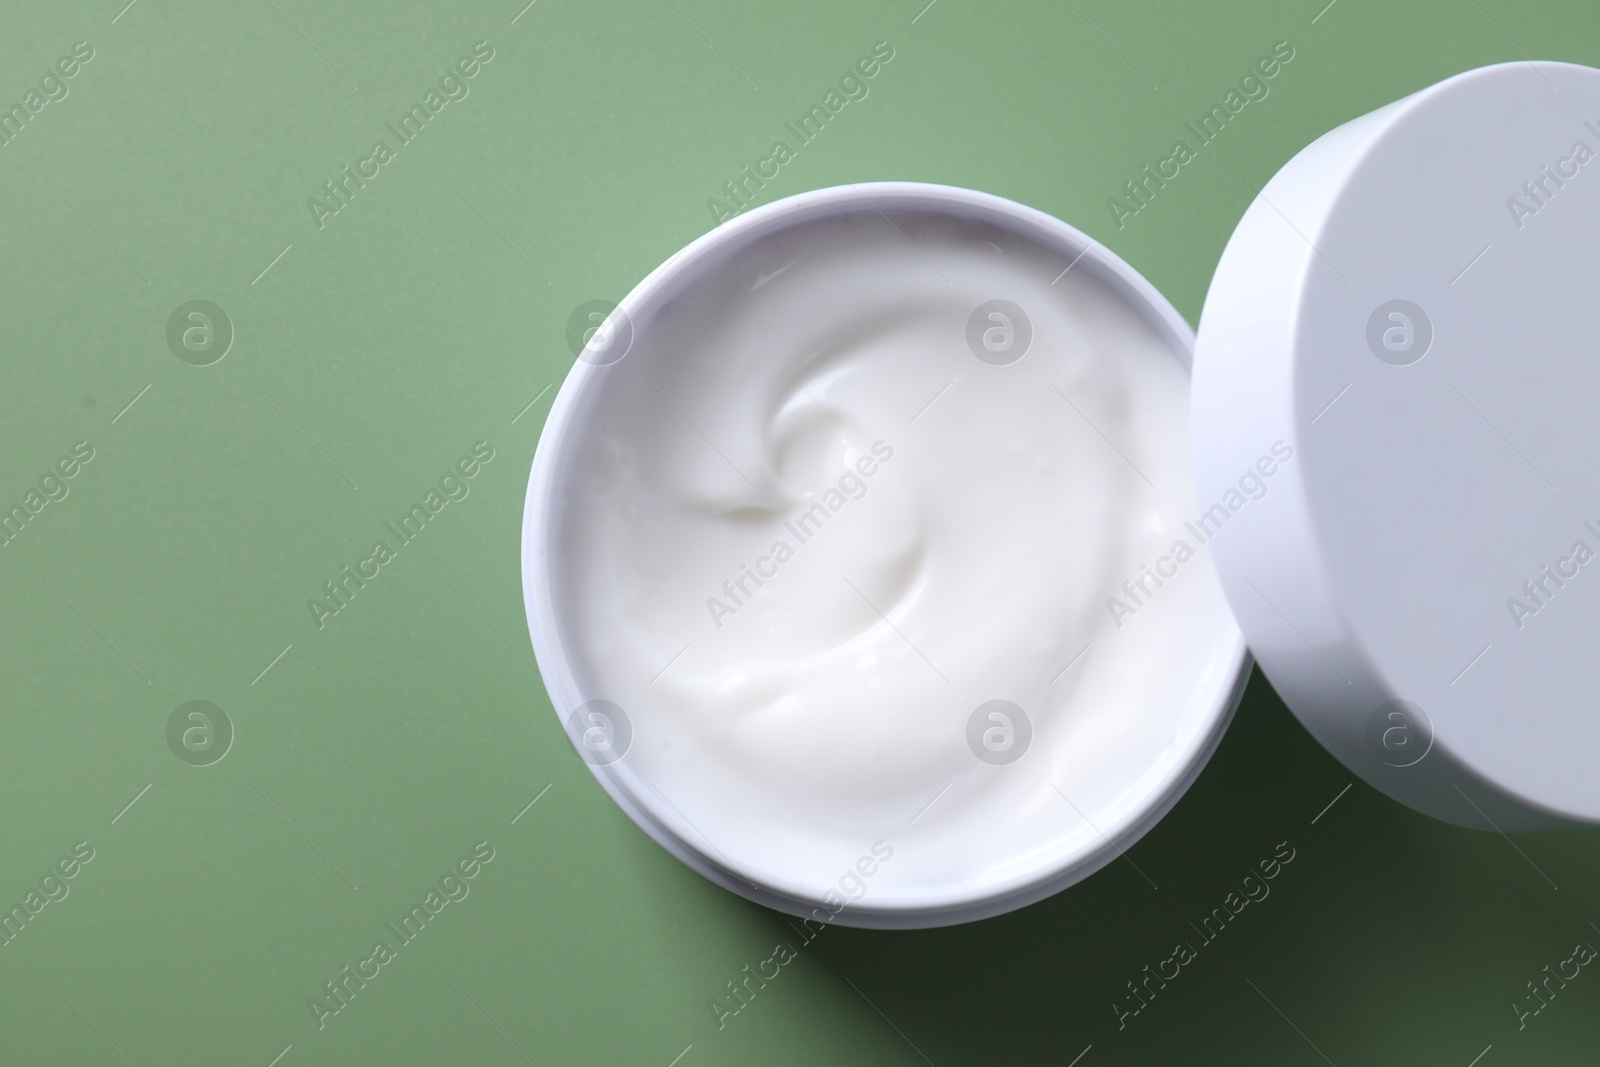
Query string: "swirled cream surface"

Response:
xmin=541 ymin=199 xmax=1239 ymax=916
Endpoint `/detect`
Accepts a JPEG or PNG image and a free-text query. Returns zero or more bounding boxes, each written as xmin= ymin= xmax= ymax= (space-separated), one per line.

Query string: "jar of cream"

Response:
xmin=525 ymin=61 xmax=1600 ymax=928
xmin=522 ymin=183 xmax=1249 ymax=928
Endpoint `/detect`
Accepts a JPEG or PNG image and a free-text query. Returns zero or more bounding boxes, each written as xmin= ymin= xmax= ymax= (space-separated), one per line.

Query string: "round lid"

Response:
xmin=1193 ymin=61 xmax=1600 ymax=829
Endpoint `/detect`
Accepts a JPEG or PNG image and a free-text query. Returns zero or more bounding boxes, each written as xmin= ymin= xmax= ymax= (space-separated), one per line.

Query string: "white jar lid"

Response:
xmin=1193 ymin=61 xmax=1600 ymax=829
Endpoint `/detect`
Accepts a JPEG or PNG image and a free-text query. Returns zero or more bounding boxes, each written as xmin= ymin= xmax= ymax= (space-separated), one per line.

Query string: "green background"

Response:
xmin=3 ymin=0 xmax=1598 ymax=1064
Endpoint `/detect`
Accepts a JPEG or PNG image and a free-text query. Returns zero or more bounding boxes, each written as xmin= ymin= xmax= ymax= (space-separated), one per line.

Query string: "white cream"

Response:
xmin=538 ymin=193 xmax=1240 ymax=918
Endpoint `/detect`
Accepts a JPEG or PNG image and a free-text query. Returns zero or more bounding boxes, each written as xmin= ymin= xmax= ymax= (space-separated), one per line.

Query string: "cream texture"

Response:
xmin=546 ymin=206 xmax=1238 ymax=912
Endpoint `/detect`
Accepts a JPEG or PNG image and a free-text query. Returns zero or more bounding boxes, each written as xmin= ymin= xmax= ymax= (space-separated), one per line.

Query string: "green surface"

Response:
xmin=3 ymin=0 xmax=1598 ymax=1064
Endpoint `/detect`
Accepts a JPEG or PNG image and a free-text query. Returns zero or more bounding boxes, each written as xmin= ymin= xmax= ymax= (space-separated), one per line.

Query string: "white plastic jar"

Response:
xmin=523 ymin=183 xmax=1249 ymax=927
